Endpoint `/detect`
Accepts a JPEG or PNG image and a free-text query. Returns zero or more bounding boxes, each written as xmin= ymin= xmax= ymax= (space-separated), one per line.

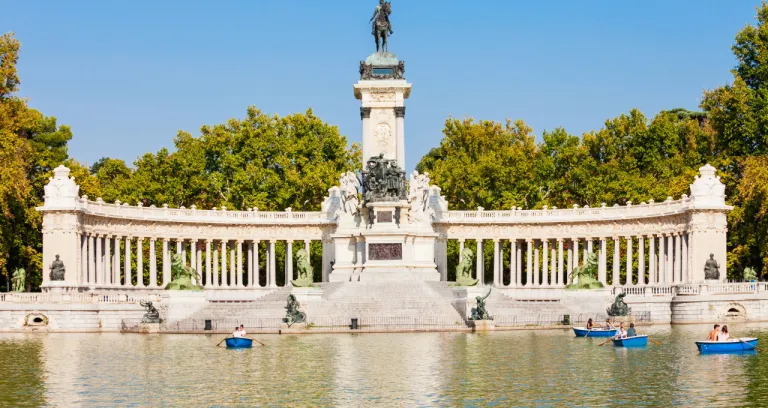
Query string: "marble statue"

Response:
xmin=704 ymin=254 xmax=720 ymax=280
xmin=408 ymin=171 xmax=430 ymax=222
xmin=362 ymin=154 xmax=406 ymax=203
xmin=11 ymin=268 xmax=25 ymax=292
xmin=370 ymin=0 xmax=393 ymax=52
xmin=49 ymin=255 xmax=65 ymax=281
xmin=470 ymin=287 xmax=493 ymax=320
xmin=165 ymin=254 xmax=203 ymax=290
xmin=139 ymin=300 xmax=162 ymax=323
xmin=291 ymin=249 xmax=314 ymax=287
xmin=566 ymin=253 xmax=604 ymax=290
xmin=606 ymin=293 xmax=631 ymax=316
xmin=451 ymin=248 xmax=478 ymax=287
xmin=340 ymin=172 xmax=361 ymax=216
xmin=284 ymin=294 xmax=306 ymax=327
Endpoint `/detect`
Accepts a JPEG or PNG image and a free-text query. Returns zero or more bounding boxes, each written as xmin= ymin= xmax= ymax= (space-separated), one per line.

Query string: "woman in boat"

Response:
xmin=626 ymin=322 xmax=637 ymax=337
xmin=718 ymin=325 xmax=730 ymax=341
xmin=604 ymin=319 xmax=615 ymax=330
xmin=586 ymin=318 xmax=594 ymax=330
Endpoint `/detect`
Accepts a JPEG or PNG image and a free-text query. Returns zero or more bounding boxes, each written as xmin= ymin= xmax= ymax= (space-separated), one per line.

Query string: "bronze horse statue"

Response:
xmin=371 ymin=1 xmax=393 ymax=52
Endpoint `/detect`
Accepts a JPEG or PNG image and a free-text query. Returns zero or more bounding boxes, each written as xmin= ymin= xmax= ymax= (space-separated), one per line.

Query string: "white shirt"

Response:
xmin=240 ymin=328 xmax=247 ymax=337
xmin=718 ymin=332 xmax=730 ymax=341
xmin=233 ymin=330 xmax=243 ymax=338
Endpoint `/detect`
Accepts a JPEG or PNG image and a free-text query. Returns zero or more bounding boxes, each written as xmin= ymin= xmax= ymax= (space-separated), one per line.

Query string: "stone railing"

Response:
xmin=0 ymin=292 xmax=161 ymax=304
xmin=67 ymin=198 xmax=332 ymax=225
xmin=613 ymin=282 xmax=765 ymax=297
xmin=437 ymin=197 xmax=692 ymax=224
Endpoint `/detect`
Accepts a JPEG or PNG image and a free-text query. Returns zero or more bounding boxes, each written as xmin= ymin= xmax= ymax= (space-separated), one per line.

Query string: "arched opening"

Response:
xmin=728 ymin=308 xmax=740 ymax=314
xmin=723 ymin=303 xmax=747 ymax=320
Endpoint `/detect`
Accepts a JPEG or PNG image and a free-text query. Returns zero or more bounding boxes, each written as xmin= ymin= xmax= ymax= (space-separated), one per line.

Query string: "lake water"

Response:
xmin=2 ymin=324 xmax=768 ymax=407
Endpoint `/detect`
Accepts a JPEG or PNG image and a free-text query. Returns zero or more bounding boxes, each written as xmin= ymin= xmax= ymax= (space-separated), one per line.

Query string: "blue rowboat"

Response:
xmin=225 ymin=337 xmax=253 ymax=349
xmin=573 ymin=327 xmax=619 ymax=337
xmin=696 ymin=338 xmax=758 ymax=354
xmin=612 ymin=335 xmax=648 ymax=347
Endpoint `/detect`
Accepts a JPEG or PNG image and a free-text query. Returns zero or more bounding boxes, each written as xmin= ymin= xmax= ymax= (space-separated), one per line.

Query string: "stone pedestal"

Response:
xmin=41 ymin=281 xmax=89 ymax=294
xmin=139 ymin=322 xmax=161 ymax=334
xmin=452 ymin=286 xmax=491 ymax=320
xmin=291 ymin=287 xmax=323 ymax=304
xmin=160 ymin=291 xmax=206 ymax=322
xmin=471 ymin=319 xmax=496 ymax=331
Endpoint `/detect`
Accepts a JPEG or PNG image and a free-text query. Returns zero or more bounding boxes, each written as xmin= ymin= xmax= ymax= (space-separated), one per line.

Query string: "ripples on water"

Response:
xmin=2 ymin=324 xmax=768 ymax=407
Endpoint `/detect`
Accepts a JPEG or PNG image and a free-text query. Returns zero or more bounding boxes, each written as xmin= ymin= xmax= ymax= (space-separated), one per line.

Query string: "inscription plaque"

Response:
xmin=377 ymin=211 xmax=393 ymax=223
xmin=369 ymin=243 xmax=402 ymax=260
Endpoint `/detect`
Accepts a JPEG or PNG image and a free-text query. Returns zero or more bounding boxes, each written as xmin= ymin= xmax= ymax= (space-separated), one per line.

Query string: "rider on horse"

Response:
xmin=370 ymin=0 xmax=393 ymax=36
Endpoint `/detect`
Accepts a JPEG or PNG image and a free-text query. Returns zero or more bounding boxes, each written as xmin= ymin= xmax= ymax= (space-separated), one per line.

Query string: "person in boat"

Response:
xmin=718 ymin=325 xmax=730 ymax=341
xmin=604 ymin=319 xmax=615 ymax=330
xmin=239 ymin=324 xmax=247 ymax=337
xmin=626 ymin=322 xmax=637 ymax=338
xmin=615 ymin=322 xmax=628 ymax=339
xmin=707 ymin=324 xmax=721 ymax=341
xmin=586 ymin=318 xmax=594 ymax=330
xmin=233 ymin=326 xmax=243 ymax=338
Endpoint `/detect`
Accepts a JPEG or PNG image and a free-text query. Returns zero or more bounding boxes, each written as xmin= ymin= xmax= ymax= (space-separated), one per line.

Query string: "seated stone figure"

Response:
xmin=291 ymin=249 xmax=314 ymax=287
xmin=451 ymin=248 xmax=478 ymax=287
xmin=140 ymin=300 xmax=162 ymax=323
xmin=284 ymin=294 xmax=306 ymax=327
xmin=566 ymin=253 xmax=604 ymax=290
xmin=606 ymin=293 xmax=631 ymax=316
xmin=165 ymin=254 xmax=203 ymax=291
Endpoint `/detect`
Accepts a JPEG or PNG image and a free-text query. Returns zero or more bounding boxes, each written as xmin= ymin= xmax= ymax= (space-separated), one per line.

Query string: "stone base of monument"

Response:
xmin=609 ymin=315 xmax=635 ymax=325
xmin=280 ymin=322 xmax=307 ymax=331
xmin=41 ymin=281 xmax=90 ymax=293
xmin=452 ymin=286 xmax=491 ymax=320
xmin=471 ymin=319 xmax=495 ymax=331
xmin=139 ymin=322 xmax=161 ymax=334
xmin=161 ymin=291 xmax=206 ymax=322
xmin=291 ymin=287 xmax=323 ymax=303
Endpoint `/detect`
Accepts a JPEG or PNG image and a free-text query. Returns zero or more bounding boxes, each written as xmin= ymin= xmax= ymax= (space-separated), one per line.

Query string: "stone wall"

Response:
xmin=0 ymin=303 xmax=144 ymax=332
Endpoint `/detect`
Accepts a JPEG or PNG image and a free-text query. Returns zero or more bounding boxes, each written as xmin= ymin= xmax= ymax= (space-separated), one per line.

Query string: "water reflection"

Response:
xmin=1 ymin=324 xmax=768 ymax=406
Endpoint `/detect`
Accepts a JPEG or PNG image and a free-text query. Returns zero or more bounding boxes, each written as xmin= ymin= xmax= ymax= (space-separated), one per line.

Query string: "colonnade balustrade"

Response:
xmin=451 ymin=232 xmax=692 ymax=288
xmin=75 ymin=234 xmax=318 ymax=289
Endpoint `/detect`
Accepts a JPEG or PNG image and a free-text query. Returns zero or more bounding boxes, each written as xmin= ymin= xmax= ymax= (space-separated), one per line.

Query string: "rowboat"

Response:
xmin=612 ymin=335 xmax=648 ymax=347
xmin=696 ymin=338 xmax=758 ymax=353
xmin=572 ymin=327 xmax=619 ymax=337
xmin=225 ymin=337 xmax=253 ymax=349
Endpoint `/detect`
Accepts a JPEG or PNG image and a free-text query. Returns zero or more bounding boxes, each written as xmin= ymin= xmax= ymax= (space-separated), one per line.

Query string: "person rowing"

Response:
xmin=614 ymin=322 xmax=628 ymax=339
xmin=707 ymin=324 xmax=721 ymax=341
xmin=586 ymin=318 xmax=595 ymax=330
xmin=626 ymin=322 xmax=637 ymax=338
xmin=604 ymin=319 xmax=616 ymax=330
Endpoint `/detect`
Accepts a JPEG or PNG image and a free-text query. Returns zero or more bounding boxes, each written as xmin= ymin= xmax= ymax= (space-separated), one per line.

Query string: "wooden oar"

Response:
xmin=216 ymin=336 xmax=231 ymax=347
xmin=599 ymin=337 xmax=614 ymax=346
xmin=247 ymin=337 xmax=266 ymax=347
xmin=647 ymin=337 xmax=661 ymax=346
xmin=585 ymin=329 xmax=592 ymax=338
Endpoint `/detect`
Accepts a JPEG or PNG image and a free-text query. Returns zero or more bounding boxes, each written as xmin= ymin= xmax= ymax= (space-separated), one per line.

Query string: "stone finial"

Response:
xmin=690 ymin=163 xmax=727 ymax=207
xmin=191 ymin=205 xmax=197 ymax=210
xmin=601 ymin=203 xmax=606 ymax=208
xmin=138 ymin=202 xmax=143 ymax=207
xmin=285 ymin=207 xmax=292 ymax=212
xmin=477 ymin=206 xmax=484 ymax=212
xmin=543 ymin=205 xmax=548 ymax=210
xmin=115 ymin=200 xmax=122 ymax=206
xmin=162 ymin=203 xmax=168 ymax=208
xmin=573 ymin=204 xmax=579 ymax=209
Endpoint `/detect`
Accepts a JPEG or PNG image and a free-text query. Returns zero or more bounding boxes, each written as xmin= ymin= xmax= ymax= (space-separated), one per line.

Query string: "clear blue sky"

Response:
xmin=3 ymin=1 xmax=760 ymax=171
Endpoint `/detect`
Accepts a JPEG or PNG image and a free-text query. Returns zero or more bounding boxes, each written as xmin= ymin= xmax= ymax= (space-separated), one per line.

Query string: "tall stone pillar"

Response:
xmin=573 ymin=239 xmax=580 ymax=271
xmin=625 ymin=236 xmax=633 ymax=286
xmin=220 ymin=240 xmax=228 ymax=287
xmin=557 ymin=239 xmax=565 ymax=287
xmin=286 ymin=240 xmax=294 ymax=287
xmin=649 ymin=235 xmax=656 ymax=285
xmin=205 ymin=240 xmax=213 ymax=287
xmin=459 ymin=239 xmax=465 ymax=257
xmin=196 ymin=241 xmax=203 ymax=285
xmin=162 ymin=238 xmax=171 ymax=287
xmin=587 ymin=239 xmax=593 ymax=254
xmin=598 ymin=238 xmax=607 ymax=285
xmin=254 ymin=240 xmax=261 ymax=287
xmin=114 ymin=236 xmax=122 ymax=287
xmin=638 ymin=236 xmax=645 ymax=286
xmin=87 ymin=234 xmax=95 ymax=285
xmin=526 ymin=239 xmax=533 ymax=286
xmin=96 ymin=235 xmax=103 ymax=285
xmin=666 ymin=234 xmax=674 ymax=283
xmin=229 ymin=242 xmax=236 ymax=287
xmin=104 ymin=236 xmax=111 ymax=286
xmin=687 ymin=164 xmax=732 ymax=282
xmin=213 ymin=242 xmax=219 ymax=287
xmin=237 ymin=240 xmax=244 ymax=288
xmin=395 ymin=107 xmax=406 ymax=168
xmin=124 ymin=237 xmax=132 ymax=287
xmin=493 ymin=239 xmax=500 ymax=286
xmin=612 ymin=237 xmax=620 ymax=286
xmin=682 ymin=233 xmax=689 ymax=283
xmin=516 ymin=241 xmax=522 ymax=286
xmin=476 ymin=239 xmax=484 ymax=285
xmin=542 ymin=240 xmax=549 ymax=286
xmin=533 ymin=241 xmax=540 ymax=286
xmin=509 ymin=239 xmax=517 ymax=286
xmin=149 ymin=238 xmax=157 ymax=287
xmin=269 ymin=240 xmax=277 ymax=288
xmin=136 ymin=237 xmax=144 ymax=287
xmin=567 ymin=239 xmax=573 ymax=285
xmin=550 ymin=244 xmax=556 ymax=287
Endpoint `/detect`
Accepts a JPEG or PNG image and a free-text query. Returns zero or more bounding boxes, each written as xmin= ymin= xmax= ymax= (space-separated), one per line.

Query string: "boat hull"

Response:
xmin=612 ymin=335 xmax=648 ymax=347
xmin=696 ymin=338 xmax=758 ymax=354
xmin=225 ymin=337 xmax=253 ymax=349
xmin=573 ymin=327 xmax=618 ymax=337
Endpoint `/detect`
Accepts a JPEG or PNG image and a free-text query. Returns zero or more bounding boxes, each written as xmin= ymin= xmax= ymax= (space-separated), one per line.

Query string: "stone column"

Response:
xmin=516 ymin=241 xmax=522 ymax=287
xmin=136 ymin=237 xmax=144 ymax=287
xmin=189 ymin=240 xmax=197 ymax=284
xmin=649 ymin=235 xmax=656 ymax=285
xmin=104 ymin=236 xmax=111 ymax=286
xmin=573 ymin=239 xmax=580 ymax=270
xmin=557 ymin=239 xmax=565 ymax=286
xmin=229 ymin=242 xmax=236 ymax=287
xmin=286 ymin=240 xmax=294 ymax=287
xmin=533 ymin=241 xmax=540 ymax=286
xmin=269 ymin=240 xmax=277 ymax=288
xmin=509 ymin=239 xmax=517 ymax=286
xmin=682 ymin=233 xmax=689 ymax=284
xmin=79 ymin=234 xmax=87 ymax=284
xmin=96 ymin=235 xmax=104 ymax=285
xmin=220 ymin=240 xmax=228 ymax=287
xmin=395 ymin=107 xmax=406 ymax=169
xmin=666 ymin=234 xmax=674 ymax=283
xmin=493 ymin=239 xmax=500 ymax=286
xmin=587 ymin=239 xmax=593 ymax=254
xmin=149 ymin=238 xmax=157 ymax=287
xmin=676 ymin=233 xmax=683 ymax=283
xmin=247 ymin=241 xmax=253 ymax=287
xmin=88 ymin=234 xmax=95 ymax=285
xmin=196 ymin=241 xmax=203 ymax=285
xmin=598 ymin=238 xmax=607 ymax=285
xmin=237 ymin=240 xmax=244 ymax=288
xmin=162 ymin=238 xmax=171 ymax=287
xmin=583 ymin=240 xmax=588 ymax=266
xmin=213 ymin=241 xmax=219 ymax=287
xmin=612 ymin=236 xmax=620 ymax=286
xmin=526 ymin=239 xmax=533 ymax=286
xmin=625 ymin=236 xmax=633 ymax=286
xmin=125 ymin=237 xmax=132 ymax=287
xmin=205 ymin=240 xmax=212 ymax=287
xmin=567 ymin=239 xmax=574 ymax=277
xmin=550 ymin=244 xmax=556 ymax=287
xmin=114 ymin=236 xmax=122 ymax=287
xmin=658 ymin=235 xmax=666 ymax=284
xmin=476 ymin=239 xmax=484 ymax=285
xmin=638 ymin=236 xmax=645 ymax=286
xmin=360 ymin=107 xmax=372 ymax=164
xmin=254 ymin=240 xmax=260 ymax=287
xmin=459 ymin=239 xmax=465 ymax=256
xmin=542 ymin=240 xmax=549 ymax=286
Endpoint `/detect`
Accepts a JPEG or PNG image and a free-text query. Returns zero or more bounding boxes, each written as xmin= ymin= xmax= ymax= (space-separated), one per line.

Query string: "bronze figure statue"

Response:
xmin=470 ymin=287 xmax=493 ymax=320
xmin=370 ymin=0 xmax=393 ymax=52
xmin=704 ymin=254 xmax=720 ymax=280
xmin=49 ymin=255 xmax=65 ymax=281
